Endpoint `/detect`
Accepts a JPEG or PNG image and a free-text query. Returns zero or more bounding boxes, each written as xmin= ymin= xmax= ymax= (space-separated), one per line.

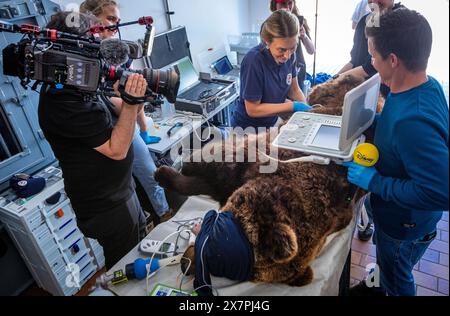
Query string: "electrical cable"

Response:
xmin=257 ymin=149 xmax=331 ymax=165
xmin=145 ymin=229 xmax=191 ymax=296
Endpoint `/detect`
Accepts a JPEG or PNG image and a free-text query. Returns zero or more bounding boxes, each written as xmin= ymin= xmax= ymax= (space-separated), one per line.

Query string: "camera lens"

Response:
xmin=142 ymin=67 xmax=180 ymax=104
xmin=108 ymin=66 xmax=180 ymax=103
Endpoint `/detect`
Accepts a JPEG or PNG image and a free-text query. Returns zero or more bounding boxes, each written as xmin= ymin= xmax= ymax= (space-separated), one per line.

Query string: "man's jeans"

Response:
xmin=365 ymin=195 xmax=437 ymax=296
xmin=132 ymin=128 xmax=169 ymax=217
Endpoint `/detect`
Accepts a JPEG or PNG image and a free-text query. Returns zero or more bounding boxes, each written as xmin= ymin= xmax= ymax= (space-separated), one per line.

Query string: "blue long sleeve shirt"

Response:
xmin=369 ymin=77 xmax=449 ymax=240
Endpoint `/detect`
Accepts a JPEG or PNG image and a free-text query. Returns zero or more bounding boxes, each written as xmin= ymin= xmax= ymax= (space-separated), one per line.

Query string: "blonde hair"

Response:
xmin=79 ymin=0 xmax=118 ymax=16
xmin=260 ymin=10 xmax=299 ymax=44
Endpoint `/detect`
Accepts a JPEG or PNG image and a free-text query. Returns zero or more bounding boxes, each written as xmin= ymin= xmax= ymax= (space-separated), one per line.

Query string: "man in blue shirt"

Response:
xmin=231 ymin=10 xmax=310 ymax=129
xmin=344 ymin=9 xmax=449 ymax=296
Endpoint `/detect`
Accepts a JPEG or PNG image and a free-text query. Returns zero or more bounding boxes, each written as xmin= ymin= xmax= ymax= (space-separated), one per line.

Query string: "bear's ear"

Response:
xmin=263 ymin=224 xmax=298 ymax=264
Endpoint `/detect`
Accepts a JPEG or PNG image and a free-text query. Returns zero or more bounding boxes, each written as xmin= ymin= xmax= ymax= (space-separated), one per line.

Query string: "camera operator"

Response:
xmin=80 ymin=0 xmax=175 ymax=223
xmin=38 ymin=12 xmax=147 ymax=270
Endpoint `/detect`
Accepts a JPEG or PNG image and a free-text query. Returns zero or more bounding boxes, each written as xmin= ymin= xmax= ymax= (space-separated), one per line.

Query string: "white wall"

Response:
xmin=52 ymin=0 xmax=250 ymax=69
xmin=248 ymin=0 xmax=270 ymax=33
xmin=169 ymin=0 xmax=250 ymax=69
xmin=400 ymin=0 xmax=449 ymax=83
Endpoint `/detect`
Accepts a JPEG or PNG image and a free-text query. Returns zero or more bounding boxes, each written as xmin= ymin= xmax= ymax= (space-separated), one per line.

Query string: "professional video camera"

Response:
xmin=0 ymin=16 xmax=180 ymax=104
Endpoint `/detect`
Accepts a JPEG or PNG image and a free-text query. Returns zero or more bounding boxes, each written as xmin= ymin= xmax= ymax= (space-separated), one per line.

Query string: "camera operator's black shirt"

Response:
xmin=350 ymin=3 xmax=404 ymax=97
xmin=351 ymin=3 xmax=404 ymax=70
xmin=38 ymin=86 xmax=134 ymax=219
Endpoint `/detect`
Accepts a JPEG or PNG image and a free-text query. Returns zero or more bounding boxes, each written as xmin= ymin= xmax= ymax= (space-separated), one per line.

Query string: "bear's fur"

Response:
xmin=155 ymin=75 xmax=376 ymax=286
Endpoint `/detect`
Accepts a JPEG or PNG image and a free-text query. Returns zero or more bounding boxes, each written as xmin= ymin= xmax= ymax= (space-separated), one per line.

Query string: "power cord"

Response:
xmin=257 ymin=150 xmax=331 ymax=165
xmin=145 ymin=229 xmax=191 ymax=296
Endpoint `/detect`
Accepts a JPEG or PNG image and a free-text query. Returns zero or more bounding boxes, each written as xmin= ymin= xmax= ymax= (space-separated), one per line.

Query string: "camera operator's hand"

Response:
xmin=125 ymin=74 xmax=147 ymax=106
xmin=113 ymin=74 xmax=147 ymax=108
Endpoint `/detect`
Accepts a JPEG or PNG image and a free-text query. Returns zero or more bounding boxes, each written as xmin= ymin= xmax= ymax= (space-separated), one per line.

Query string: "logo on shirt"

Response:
xmin=17 ymin=180 xmax=28 ymax=187
xmin=286 ymin=74 xmax=293 ymax=85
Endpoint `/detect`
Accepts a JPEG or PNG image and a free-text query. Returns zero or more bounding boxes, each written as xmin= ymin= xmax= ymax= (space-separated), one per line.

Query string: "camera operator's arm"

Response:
xmin=109 ymin=97 xmax=122 ymax=116
xmin=108 ymin=96 xmax=147 ymax=132
xmin=95 ymin=74 xmax=147 ymax=160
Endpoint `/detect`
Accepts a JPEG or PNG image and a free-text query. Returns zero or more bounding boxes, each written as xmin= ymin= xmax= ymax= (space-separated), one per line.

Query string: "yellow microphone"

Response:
xmin=346 ymin=143 xmax=380 ymax=202
xmin=353 ymin=143 xmax=379 ymax=168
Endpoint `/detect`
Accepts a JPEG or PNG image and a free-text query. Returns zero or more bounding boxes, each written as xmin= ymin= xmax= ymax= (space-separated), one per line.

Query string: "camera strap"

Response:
xmin=118 ymin=77 xmax=148 ymax=105
xmin=118 ymin=89 xmax=147 ymax=105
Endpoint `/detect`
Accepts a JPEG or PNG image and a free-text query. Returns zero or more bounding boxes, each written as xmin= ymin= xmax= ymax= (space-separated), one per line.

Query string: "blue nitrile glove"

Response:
xmin=293 ymin=101 xmax=312 ymax=112
xmin=140 ymin=131 xmax=161 ymax=144
xmin=342 ymin=162 xmax=379 ymax=191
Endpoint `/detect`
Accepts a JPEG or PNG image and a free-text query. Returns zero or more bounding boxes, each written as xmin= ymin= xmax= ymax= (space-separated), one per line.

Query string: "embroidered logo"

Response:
xmin=286 ymin=74 xmax=293 ymax=85
xmin=18 ymin=180 xmax=28 ymax=187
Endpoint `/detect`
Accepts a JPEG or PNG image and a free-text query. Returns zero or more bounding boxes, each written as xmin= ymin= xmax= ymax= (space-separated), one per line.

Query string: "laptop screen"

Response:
xmin=162 ymin=57 xmax=198 ymax=94
xmin=212 ymin=56 xmax=233 ymax=75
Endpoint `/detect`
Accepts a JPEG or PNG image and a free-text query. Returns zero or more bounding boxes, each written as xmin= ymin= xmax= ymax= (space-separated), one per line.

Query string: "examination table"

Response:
xmin=107 ymin=195 xmax=359 ymax=296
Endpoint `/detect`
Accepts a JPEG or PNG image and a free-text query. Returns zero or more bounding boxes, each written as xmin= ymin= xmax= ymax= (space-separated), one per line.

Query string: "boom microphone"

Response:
xmin=99 ymin=38 xmax=130 ymax=66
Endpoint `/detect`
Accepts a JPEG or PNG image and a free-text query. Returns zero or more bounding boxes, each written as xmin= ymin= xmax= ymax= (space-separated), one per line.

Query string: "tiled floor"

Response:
xmin=351 ymin=212 xmax=449 ymax=296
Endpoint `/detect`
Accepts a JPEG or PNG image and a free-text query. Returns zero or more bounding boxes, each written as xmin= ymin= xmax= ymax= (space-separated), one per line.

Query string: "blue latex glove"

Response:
xmin=293 ymin=101 xmax=312 ymax=112
xmin=140 ymin=131 xmax=161 ymax=145
xmin=342 ymin=162 xmax=379 ymax=191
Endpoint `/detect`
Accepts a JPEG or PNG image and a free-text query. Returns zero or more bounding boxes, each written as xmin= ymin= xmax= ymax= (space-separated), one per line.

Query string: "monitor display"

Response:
xmin=311 ymin=125 xmax=341 ymax=150
xmin=212 ymin=56 xmax=233 ymax=75
xmin=159 ymin=243 xmax=172 ymax=253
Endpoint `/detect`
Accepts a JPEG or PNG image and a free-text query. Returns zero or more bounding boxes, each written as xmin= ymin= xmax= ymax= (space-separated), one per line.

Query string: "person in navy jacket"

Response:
xmin=231 ymin=10 xmax=310 ymax=129
xmin=344 ymin=9 xmax=449 ymax=296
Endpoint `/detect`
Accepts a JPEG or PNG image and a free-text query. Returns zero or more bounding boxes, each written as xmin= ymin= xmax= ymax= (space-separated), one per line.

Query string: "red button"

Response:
xmin=56 ymin=209 xmax=64 ymax=218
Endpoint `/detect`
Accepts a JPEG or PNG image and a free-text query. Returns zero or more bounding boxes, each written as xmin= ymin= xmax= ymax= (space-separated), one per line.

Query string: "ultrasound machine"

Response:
xmin=273 ymin=74 xmax=381 ymax=162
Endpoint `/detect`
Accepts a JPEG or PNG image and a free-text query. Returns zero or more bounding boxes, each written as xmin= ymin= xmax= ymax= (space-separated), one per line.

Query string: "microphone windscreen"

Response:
xmin=121 ymin=40 xmax=143 ymax=60
xmin=100 ymin=38 xmax=130 ymax=66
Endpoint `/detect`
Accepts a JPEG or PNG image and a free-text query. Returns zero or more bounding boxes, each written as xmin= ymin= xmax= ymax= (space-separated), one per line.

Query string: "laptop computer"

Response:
xmin=272 ymin=74 xmax=381 ymax=161
xmin=211 ymin=56 xmax=240 ymax=78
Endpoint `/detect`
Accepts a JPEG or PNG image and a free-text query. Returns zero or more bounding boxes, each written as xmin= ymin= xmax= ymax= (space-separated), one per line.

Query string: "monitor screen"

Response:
xmin=159 ymin=243 xmax=172 ymax=253
xmin=212 ymin=56 xmax=233 ymax=75
xmin=311 ymin=125 xmax=341 ymax=150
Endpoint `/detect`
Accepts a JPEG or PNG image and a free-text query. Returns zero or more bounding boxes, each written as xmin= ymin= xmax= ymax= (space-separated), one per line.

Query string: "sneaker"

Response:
xmin=349 ymin=281 xmax=386 ymax=296
xmin=159 ymin=209 xmax=177 ymax=223
xmin=358 ymin=222 xmax=374 ymax=242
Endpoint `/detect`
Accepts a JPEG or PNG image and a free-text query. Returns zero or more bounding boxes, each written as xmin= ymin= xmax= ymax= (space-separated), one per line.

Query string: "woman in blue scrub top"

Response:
xmin=231 ymin=10 xmax=311 ymax=129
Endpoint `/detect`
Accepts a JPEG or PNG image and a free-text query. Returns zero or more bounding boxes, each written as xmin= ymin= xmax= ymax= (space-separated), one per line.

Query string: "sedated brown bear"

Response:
xmin=155 ymin=75 xmax=381 ymax=286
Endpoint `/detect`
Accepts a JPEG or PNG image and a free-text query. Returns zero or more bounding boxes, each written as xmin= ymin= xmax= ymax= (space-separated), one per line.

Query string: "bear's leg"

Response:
xmin=332 ymin=207 xmax=354 ymax=233
xmin=252 ymin=263 xmax=298 ymax=284
xmin=155 ymin=165 xmax=215 ymax=196
xmin=253 ymin=258 xmax=314 ymax=287
xmin=287 ymin=266 xmax=314 ymax=287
